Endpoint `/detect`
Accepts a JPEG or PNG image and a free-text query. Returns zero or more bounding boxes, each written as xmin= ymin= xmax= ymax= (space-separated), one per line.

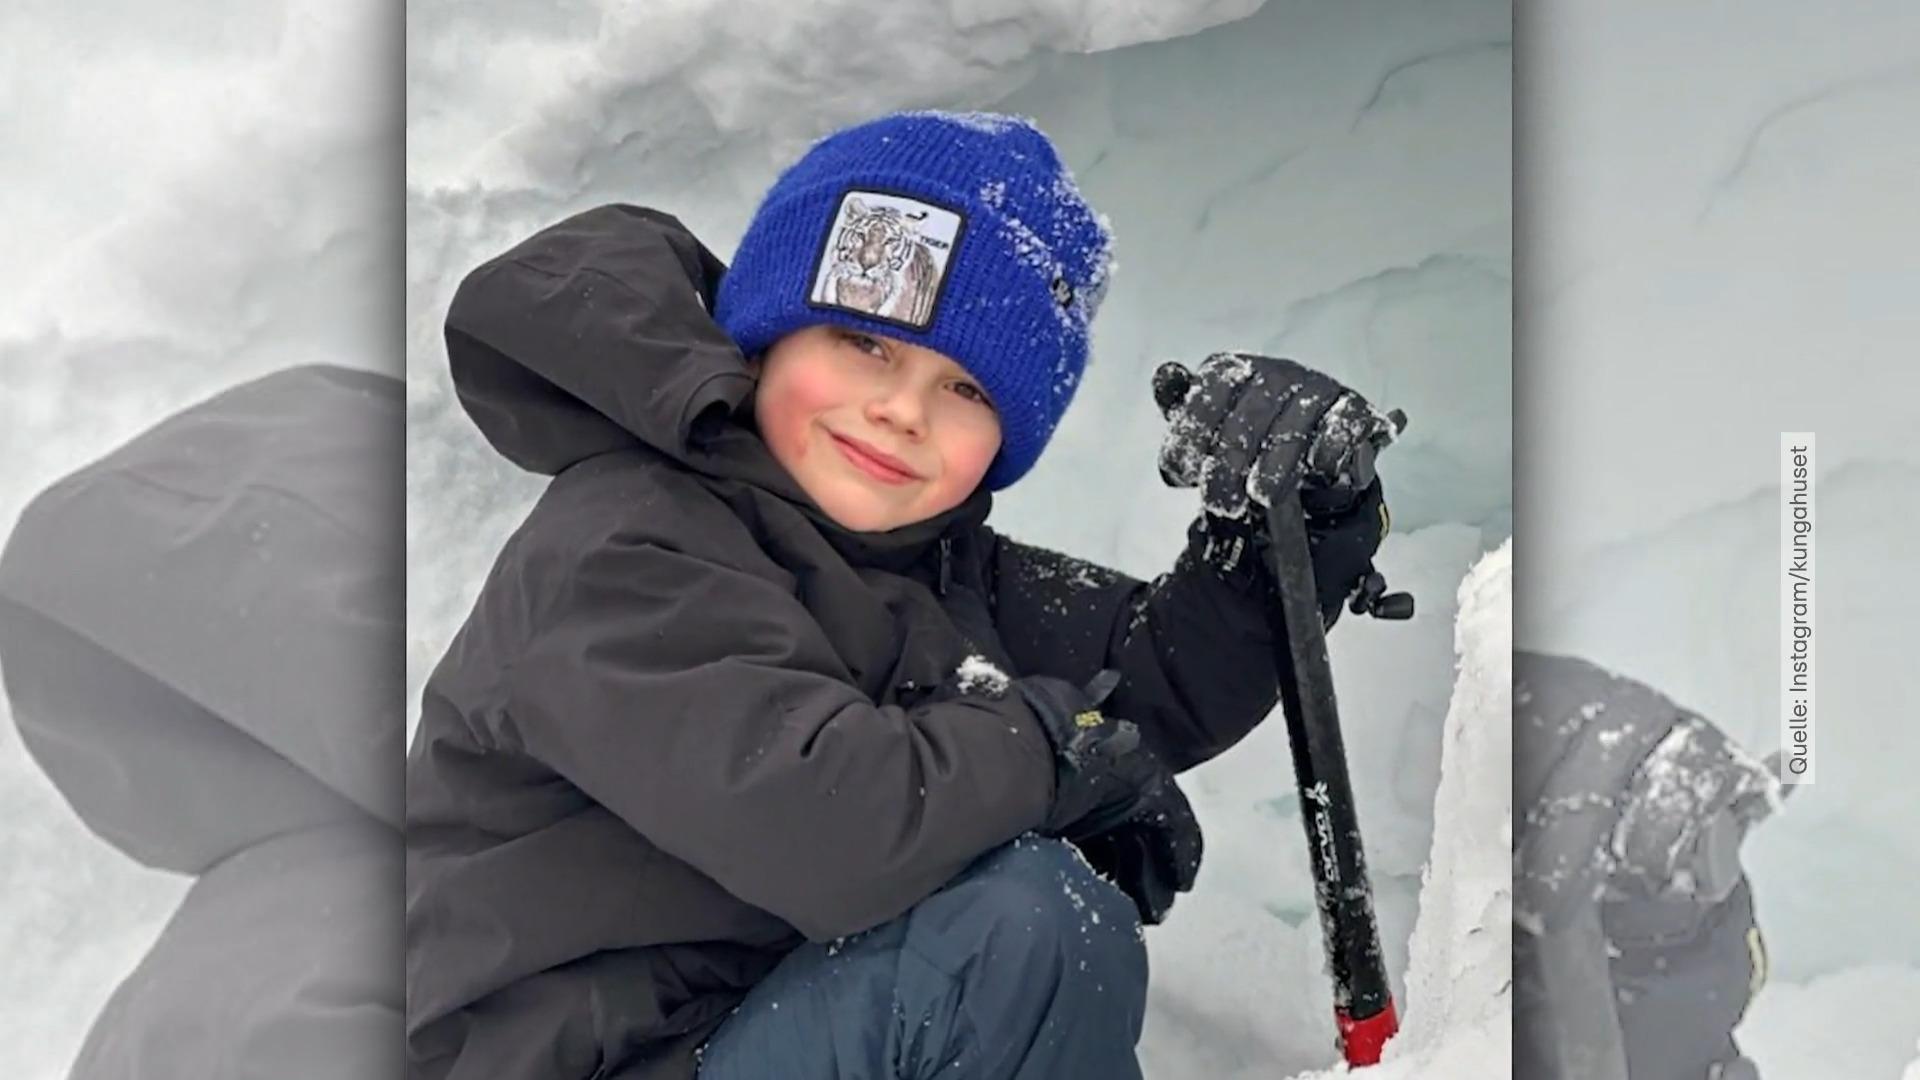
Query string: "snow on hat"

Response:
xmin=715 ymin=110 xmax=1114 ymax=490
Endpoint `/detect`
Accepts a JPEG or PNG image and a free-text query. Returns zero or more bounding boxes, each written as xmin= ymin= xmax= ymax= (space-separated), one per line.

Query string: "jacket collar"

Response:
xmin=692 ymin=410 xmax=992 ymax=575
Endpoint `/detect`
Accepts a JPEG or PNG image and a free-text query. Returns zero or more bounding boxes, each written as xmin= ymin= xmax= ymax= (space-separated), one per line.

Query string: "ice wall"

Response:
xmin=1386 ymin=544 xmax=1513 ymax=1071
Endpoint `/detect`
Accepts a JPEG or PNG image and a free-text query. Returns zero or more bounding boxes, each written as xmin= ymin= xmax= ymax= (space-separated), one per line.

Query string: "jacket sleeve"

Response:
xmin=496 ymin=530 xmax=1058 ymax=943
xmin=980 ymin=518 xmax=1288 ymax=774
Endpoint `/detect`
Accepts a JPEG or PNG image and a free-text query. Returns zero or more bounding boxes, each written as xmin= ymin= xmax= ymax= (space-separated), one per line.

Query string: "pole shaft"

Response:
xmin=1262 ymin=498 xmax=1397 ymax=1052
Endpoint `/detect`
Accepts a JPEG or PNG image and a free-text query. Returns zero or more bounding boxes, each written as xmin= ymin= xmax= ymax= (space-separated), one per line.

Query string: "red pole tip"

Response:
xmin=1335 ymin=998 xmax=1400 ymax=1067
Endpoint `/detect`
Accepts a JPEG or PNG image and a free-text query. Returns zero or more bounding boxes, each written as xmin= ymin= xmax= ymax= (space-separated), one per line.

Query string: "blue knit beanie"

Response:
xmin=716 ymin=110 xmax=1115 ymax=490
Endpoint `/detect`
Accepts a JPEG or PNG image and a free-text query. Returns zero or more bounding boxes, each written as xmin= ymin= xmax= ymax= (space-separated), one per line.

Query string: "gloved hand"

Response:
xmin=1155 ymin=353 xmax=1400 ymax=624
xmin=1017 ymin=671 xmax=1203 ymax=925
xmin=1305 ymin=479 xmax=1393 ymax=625
xmin=1608 ymin=718 xmax=1781 ymax=905
xmin=1155 ymin=352 xmax=1398 ymax=519
xmin=1193 ymin=476 xmax=1391 ymax=625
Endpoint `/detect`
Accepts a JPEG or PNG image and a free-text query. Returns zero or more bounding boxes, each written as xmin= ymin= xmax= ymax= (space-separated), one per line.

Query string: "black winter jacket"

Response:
xmin=404 ymin=205 xmax=1294 ymax=1080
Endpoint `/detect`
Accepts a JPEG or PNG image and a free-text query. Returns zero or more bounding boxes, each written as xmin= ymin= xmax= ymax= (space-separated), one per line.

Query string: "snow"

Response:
xmin=1738 ymin=966 xmax=1920 ymax=1080
xmin=1386 ymin=544 xmax=1511 ymax=1070
xmin=955 ymin=655 xmax=1013 ymax=697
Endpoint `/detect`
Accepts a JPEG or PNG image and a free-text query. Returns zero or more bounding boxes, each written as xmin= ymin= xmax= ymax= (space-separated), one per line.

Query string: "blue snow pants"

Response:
xmin=694 ymin=835 xmax=1149 ymax=1080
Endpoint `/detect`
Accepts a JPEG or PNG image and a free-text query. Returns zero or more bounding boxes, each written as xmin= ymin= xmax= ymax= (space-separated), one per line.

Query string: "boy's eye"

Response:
xmin=834 ymin=329 xmax=989 ymax=409
xmin=951 ymin=382 xmax=993 ymax=409
xmin=840 ymin=330 xmax=885 ymax=358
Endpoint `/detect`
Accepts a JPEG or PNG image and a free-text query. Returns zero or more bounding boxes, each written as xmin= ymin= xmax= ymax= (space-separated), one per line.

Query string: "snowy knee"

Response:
xmin=947 ymin=836 xmax=1145 ymax=989
xmin=888 ymin=837 xmax=1148 ymax=1077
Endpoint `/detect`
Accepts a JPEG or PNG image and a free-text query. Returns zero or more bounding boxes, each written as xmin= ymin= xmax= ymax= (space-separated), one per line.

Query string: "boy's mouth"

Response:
xmin=829 ymin=432 xmax=918 ymax=484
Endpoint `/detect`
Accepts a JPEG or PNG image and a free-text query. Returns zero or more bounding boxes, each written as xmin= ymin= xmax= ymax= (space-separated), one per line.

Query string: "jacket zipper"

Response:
xmin=937 ymin=536 xmax=953 ymax=596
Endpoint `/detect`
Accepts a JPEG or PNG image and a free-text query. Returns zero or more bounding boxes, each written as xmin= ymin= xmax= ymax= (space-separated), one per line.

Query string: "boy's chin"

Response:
xmin=818 ymin=492 xmax=915 ymax=533
xmin=811 ymin=479 xmax=940 ymax=533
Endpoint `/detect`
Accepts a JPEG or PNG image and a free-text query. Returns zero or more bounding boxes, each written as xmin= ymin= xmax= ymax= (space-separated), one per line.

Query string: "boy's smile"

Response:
xmin=752 ymin=325 xmax=1002 ymax=532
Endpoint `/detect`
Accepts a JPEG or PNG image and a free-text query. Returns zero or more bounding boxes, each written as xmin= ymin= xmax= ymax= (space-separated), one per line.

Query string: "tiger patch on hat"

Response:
xmin=809 ymin=190 xmax=964 ymax=332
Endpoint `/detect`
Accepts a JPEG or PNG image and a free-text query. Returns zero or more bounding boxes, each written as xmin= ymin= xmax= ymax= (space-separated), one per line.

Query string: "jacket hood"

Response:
xmin=443 ymin=204 xmax=992 ymax=564
xmin=0 ymin=364 xmax=403 ymax=875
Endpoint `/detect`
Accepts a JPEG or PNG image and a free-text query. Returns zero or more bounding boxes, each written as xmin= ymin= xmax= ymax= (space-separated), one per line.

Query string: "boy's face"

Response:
xmin=752 ymin=325 xmax=1002 ymax=532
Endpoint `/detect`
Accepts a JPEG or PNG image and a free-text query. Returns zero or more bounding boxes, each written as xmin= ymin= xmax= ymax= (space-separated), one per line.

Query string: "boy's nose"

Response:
xmin=866 ymin=384 xmax=927 ymax=437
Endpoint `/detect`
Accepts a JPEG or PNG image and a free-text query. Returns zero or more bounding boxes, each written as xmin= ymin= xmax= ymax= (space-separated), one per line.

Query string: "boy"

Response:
xmin=407 ymin=110 xmax=1388 ymax=1080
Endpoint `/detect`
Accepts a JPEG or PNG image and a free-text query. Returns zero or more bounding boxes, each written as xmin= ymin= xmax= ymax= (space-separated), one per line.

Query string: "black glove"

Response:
xmin=1017 ymin=672 xmax=1203 ymax=925
xmin=1608 ymin=717 xmax=1779 ymax=905
xmin=1156 ymin=353 xmax=1399 ymax=625
xmin=1190 ymin=477 xmax=1390 ymax=626
xmin=1305 ymin=478 xmax=1392 ymax=626
xmin=1156 ymin=352 xmax=1397 ymax=520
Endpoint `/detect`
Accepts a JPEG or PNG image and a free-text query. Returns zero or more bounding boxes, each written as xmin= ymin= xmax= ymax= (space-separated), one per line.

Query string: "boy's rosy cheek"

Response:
xmin=762 ymin=373 xmax=838 ymax=457
xmin=771 ymin=405 xmax=816 ymax=461
xmin=966 ymin=449 xmax=996 ymax=486
xmin=783 ymin=374 xmax=852 ymax=432
xmin=783 ymin=366 xmax=849 ymax=414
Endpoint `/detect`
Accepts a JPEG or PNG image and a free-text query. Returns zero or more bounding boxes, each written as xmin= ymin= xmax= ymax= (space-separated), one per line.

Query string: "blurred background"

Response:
xmin=0 ymin=1 xmax=399 ymax=1077
xmin=1517 ymin=1 xmax=1920 ymax=1075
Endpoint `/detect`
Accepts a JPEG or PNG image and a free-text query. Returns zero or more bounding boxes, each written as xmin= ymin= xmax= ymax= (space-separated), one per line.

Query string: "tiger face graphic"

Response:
xmin=812 ymin=194 xmax=958 ymax=330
